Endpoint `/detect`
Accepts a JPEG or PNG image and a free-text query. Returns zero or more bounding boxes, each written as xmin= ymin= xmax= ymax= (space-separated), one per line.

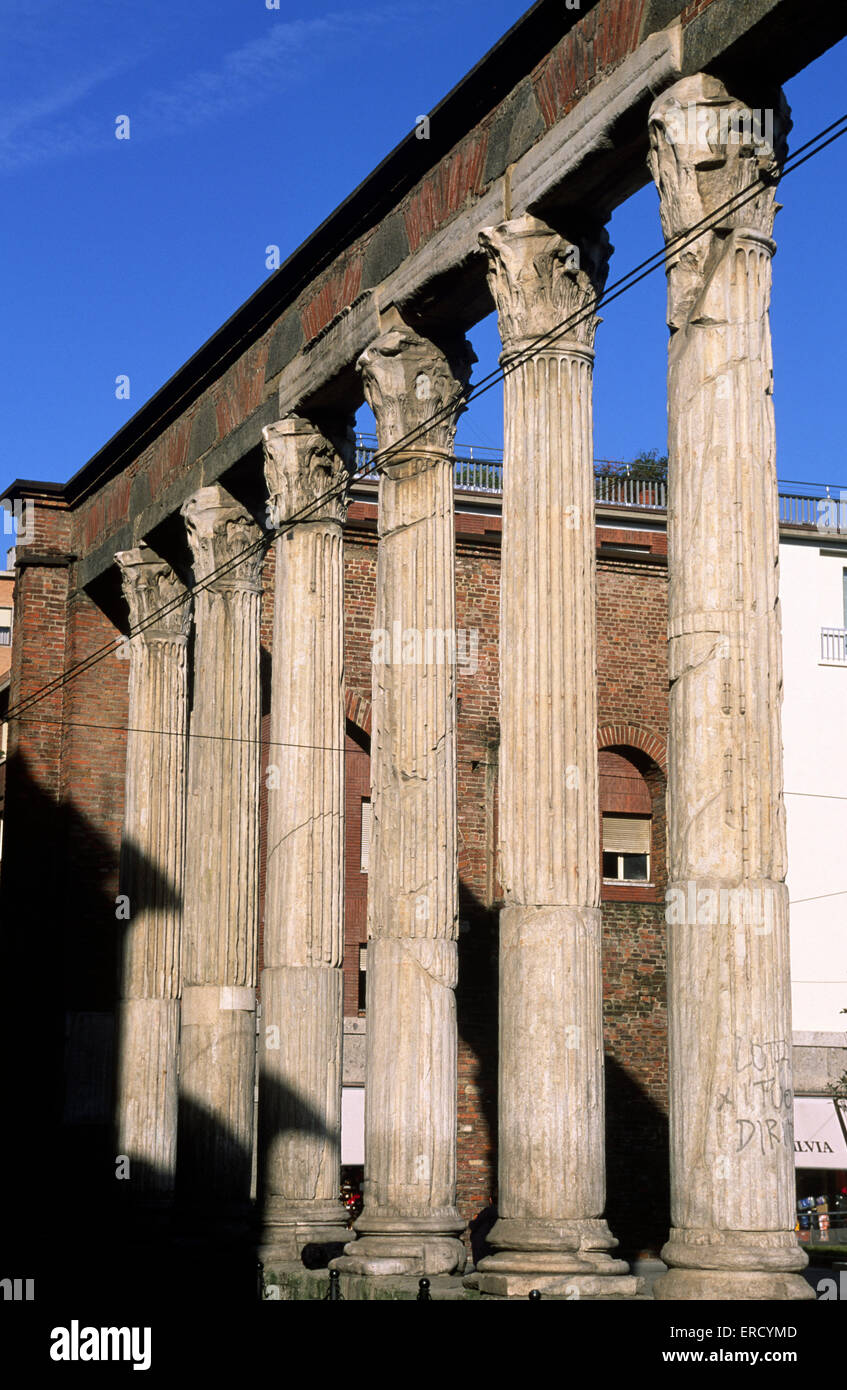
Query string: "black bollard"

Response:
xmin=528 ymin=1289 xmax=542 ymax=1301
xmin=417 ymin=1277 xmax=432 ymax=1301
xmin=325 ymin=1269 xmax=343 ymax=1301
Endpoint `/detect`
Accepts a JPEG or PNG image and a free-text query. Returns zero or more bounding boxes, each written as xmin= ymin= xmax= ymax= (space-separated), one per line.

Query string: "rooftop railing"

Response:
xmin=354 ymin=438 xmax=845 ymax=522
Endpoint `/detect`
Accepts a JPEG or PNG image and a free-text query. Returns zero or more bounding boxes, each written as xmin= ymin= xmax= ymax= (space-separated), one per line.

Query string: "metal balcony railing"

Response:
xmin=355 ymin=436 xmax=504 ymax=494
xmin=353 ymin=439 xmax=845 ymax=524
xmin=780 ymin=493 xmax=823 ymax=526
xmin=820 ymin=628 xmax=847 ymax=664
xmin=594 ymin=475 xmax=666 ymax=509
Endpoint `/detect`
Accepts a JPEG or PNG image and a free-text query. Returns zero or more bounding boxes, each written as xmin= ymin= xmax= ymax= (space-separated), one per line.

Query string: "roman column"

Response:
xmin=474 ymin=214 xmax=638 ymax=1297
xmin=177 ymin=484 xmax=263 ymax=1235
xmin=257 ymin=415 xmax=353 ymax=1269
xmin=114 ymin=544 xmax=190 ymax=1209
xmin=333 ymin=323 xmax=473 ymax=1276
xmin=648 ymin=75 xmax=811 ymax=1299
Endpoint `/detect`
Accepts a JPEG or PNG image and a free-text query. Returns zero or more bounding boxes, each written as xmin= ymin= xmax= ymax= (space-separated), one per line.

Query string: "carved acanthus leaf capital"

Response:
xmin=356 ymin=326 xmax=474 ymax=459
xmin=262 ymin=416 xmax=354 ymax=531
xmin=181 ymin=485 xmax=264 ymax=591
xmin=116 ymin=544 xmax=190 ymax=639
xmin=479 ymin=213 xmax=610 ymax=351
xmin=648 ymin=74 xmax=791 ymax=327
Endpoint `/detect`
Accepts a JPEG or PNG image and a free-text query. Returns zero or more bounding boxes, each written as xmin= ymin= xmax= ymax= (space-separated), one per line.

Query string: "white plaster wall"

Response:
xmin=341 ymin=1086 xmax=365 ymax=1165
xmin=780 ymin=537 xmax=847 ymax=1034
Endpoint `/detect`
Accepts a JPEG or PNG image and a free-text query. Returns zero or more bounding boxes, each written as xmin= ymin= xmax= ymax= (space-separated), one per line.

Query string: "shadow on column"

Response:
xmin=453 ymin=881 xmax=671 ymax=1265
xmin=456 ymin=880 xmax=500 ymax=1265
xmin=0 ymin=752 xmax=180 ymax=1292
xmin=604 ymin=1054 xmax=670 ymax=1260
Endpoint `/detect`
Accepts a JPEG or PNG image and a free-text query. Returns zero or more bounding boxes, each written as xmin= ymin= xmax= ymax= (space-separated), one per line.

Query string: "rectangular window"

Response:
xmin=360 ymin=799 xmax=371 ymax=874
xmin=843 ymin=567 xmax=847 ymax=630
xmin=0 ymin=607 xmax=11 ymax=647
xmin=357 ymin=944 xmax=367 ymax=1012
xmin=602 ymin=814 xmax=651 ymax=882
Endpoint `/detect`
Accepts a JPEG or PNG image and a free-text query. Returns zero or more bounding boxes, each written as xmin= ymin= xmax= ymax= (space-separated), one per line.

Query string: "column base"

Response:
xmin=654 ymin=1229 xmax=814 ymax=1301
xmin=258 ymin=1199 xmax=350 ymax=1271
xmin=468 ymin=1270 xmax=643 ymax=1298
xmin=655 ymin=1270 xmax=814 ymax=1300
xmin=330 ymin=1214 xmax=466 ymax=1276
xmin=472 ymin=1216 xmax=635 ymax=1295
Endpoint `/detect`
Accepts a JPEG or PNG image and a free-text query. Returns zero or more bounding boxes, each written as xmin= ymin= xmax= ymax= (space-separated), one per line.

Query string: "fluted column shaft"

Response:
xmin=648 ymin=76 xmax=810 ymax=1300
xmin=114 ymin=546 xmax=189 ymax=1202
xmin=178 ymin=485 xmax=263 ymax=1227
xmin=258 ymin=416 xmax=352 ymax=1266
xmin=474 ymin=215 xmax=636 ymax=1297
xmin=333 ymin=323 xmax=473 ymax=1277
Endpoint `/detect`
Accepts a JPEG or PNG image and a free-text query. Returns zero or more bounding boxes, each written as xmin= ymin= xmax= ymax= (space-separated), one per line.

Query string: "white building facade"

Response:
xmin=780 ymin=504 xmax=847 ymax=1214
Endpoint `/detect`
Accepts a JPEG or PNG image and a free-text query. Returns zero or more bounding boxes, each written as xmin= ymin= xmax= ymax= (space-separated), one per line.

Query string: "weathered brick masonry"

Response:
xmin=338 ymin=499 xmax=669 ymax=1250
xmin=2 ymin=485 xmax=671 ymax=1252
xmin=5 ymin=0 xmax=835 ymax=1272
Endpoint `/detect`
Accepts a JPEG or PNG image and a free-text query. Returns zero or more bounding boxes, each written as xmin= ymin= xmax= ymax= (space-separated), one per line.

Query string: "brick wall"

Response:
xmin=0 ymin=494 xmax=77 ymax=1242
xmin=338 ymin=508 xmax=670 ymax=1249
xmin=603 ymin=900 xmax=669 ymax=1254
xmin=2 ymin=457 xmax=672 ymax=1255
xmin=0 ymin=572 xmax=14 ymax=680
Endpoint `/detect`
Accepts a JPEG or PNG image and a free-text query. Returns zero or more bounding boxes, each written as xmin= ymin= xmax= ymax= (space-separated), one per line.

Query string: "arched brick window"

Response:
xmin=599 ymin=749 xmax=652 ymax=883
xmin=597 ymin=737 xmax=666 ymax=903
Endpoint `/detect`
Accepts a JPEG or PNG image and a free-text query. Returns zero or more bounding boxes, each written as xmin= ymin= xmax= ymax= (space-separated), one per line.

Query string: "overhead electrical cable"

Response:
xmin=5 ymin=110 xmax=846 ymax=735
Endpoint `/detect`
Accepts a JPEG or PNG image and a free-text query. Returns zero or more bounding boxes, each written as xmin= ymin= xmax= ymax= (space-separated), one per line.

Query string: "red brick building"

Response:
xmin=337 ymin=468 xmax=670 ymax=1254
xmin=0 ymin=454 xmax=672 ymax=1259
xmin=3 ymin=0 xmax=833 ymax=1286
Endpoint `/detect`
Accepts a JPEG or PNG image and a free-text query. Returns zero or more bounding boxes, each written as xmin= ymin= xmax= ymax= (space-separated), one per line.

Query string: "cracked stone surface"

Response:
xmin=648 ymin=74 xmax=812 ymax=1302
xmin=472 ymin=214 xmax=637 ymax=1295
xmin=332 ymin=323 xmax=472 ymax=1277
xmin=114 ymin=544 xmax=190 ymax=1200
xmin=176 ymin=484 xmax=263 ymax=1229
xmin=257 ymin=416 xmax=354 ymax=1268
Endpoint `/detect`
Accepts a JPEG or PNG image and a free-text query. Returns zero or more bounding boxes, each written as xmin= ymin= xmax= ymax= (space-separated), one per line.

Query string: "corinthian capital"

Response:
xmin=479 ymin=213 xmax=610 ymax=352
xmin=648 ymin=75 xmax=790 ymax=326
xmin=356 ymin=326 xmax=474 ymax=459
xmin=181 ymin=484 xmax=264 ymax=591
xmin=116 ymin=544 xmax=190 ymax=639
xmin=262 ymin=415 xmax=354 ymax=531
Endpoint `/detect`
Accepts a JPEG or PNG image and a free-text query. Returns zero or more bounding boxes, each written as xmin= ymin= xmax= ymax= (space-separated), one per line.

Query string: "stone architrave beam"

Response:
xmin=647 ymin=74 xmax=812 ymax=1301
xmin=257 ymin=414 xmax=354 ymax=1269
xmin=473 ymin=213 xmax=640 ymax=1298
xmin=114 ymin=544 xmax=190 ymax=1208
xmin=177 ymin=484 xmax=264 ymax=1237
xmin=332 ymin=323 xmax=473 ymax=1277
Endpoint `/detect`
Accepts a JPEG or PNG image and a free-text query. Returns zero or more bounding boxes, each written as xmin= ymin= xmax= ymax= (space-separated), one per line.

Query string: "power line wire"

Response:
xmin=789 ymin=890 xmax=847 ymax=905
xmin=4 ymin=110 xmax=846 ymax=728
xmin=785 ymin=791 xmax=847 ymax=801
xmin=11 ymin=714 xmax=847 ymax=904
xmin=11 ymin=713 xmax=494 ymax=764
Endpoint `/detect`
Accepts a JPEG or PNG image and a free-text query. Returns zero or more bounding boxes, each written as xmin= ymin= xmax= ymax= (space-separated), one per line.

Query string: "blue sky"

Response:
xmin=2 ymin=0 xmax=846 ymax=542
